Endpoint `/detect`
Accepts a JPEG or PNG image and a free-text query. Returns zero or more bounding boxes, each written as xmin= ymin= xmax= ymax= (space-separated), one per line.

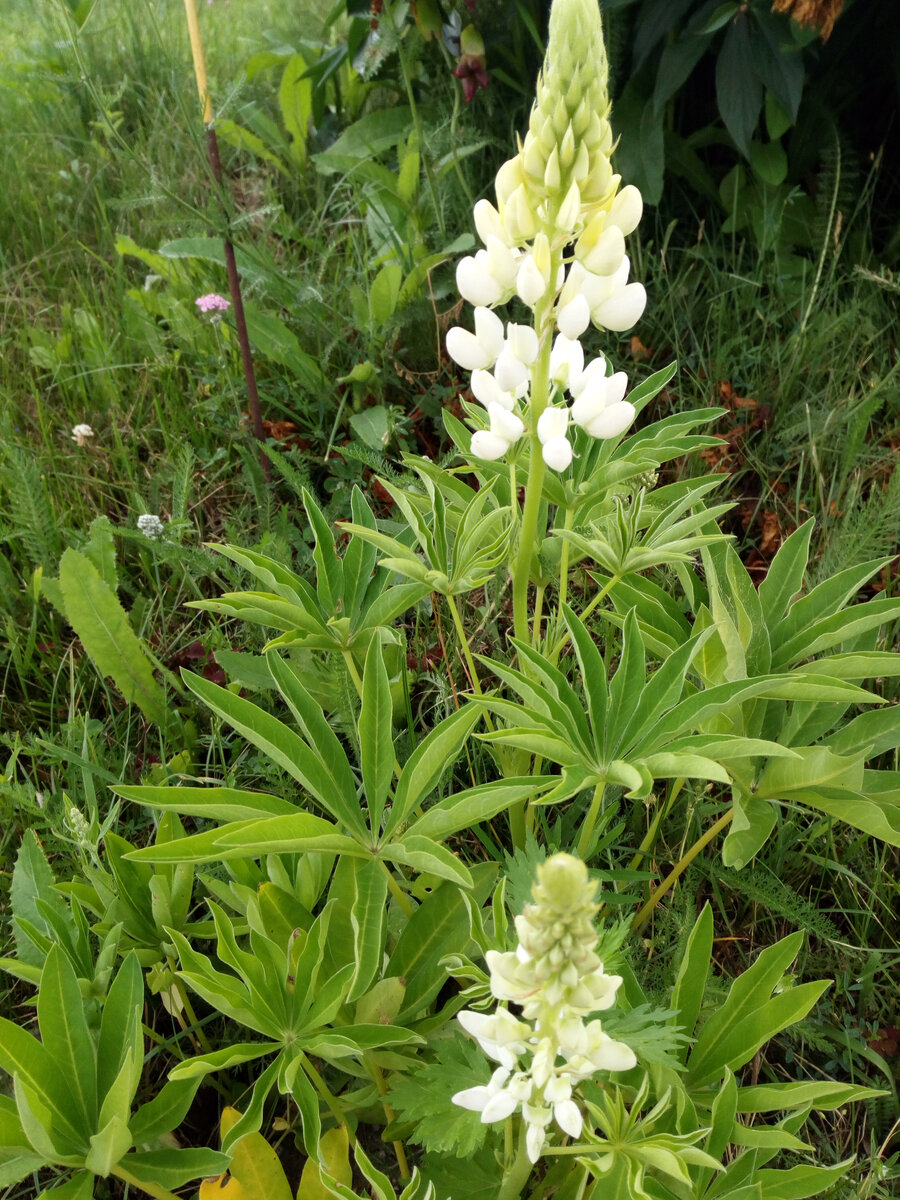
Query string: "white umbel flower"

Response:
xmin=137 ymin=514 xmax=165 ymax=539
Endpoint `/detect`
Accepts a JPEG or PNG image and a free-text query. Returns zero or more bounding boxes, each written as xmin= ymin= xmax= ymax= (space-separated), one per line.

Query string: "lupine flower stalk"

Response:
xmin=445 ymin=0 xmax=646 ymax=643
xmin=452 ymin=854 xmax=635 ymax=1175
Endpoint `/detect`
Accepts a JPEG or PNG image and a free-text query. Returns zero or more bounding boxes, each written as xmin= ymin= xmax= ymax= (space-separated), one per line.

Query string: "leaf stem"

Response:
xmin=497 ymin=1120 xmax=533 ymax=1200
xmin=631 ymin=807 xmax=734 ymax=935
xmin=365 ymin=1053 xmax=411 ymax=1181
xmin=576 ymin=782 xmax=606 ymax=859
xmin=297 ymin=1049 xmax=358 ymax=1146
xmin=381 ymin=860 xmax=416 ymax=917
xmin=112 ymin=1165 xmax=181 ymax=1200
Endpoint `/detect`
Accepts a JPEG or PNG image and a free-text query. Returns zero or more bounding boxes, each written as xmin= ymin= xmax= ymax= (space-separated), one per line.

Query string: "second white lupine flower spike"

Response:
xmin=453 ymin=853 xmax=636 ymax=1163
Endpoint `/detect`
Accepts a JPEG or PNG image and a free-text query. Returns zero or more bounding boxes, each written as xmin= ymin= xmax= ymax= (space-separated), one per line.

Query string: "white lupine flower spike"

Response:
xmin=452 ymin=854 xmax=636 ymax=1163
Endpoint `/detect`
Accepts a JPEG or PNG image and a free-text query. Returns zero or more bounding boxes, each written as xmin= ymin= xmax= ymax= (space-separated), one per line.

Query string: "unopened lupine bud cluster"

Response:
xmin=446 ymin=0 xmax=646 ymax=472
xmin=452 ymin=854 xmax=636 ymax=1163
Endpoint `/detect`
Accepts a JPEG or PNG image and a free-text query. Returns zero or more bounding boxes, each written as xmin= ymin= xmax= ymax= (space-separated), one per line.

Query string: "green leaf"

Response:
xmin=168 ymin=1042 xmax=279 ymax=1081
xmin=279 ymin=53 xmax=313 ymax=166
xmin=756 ymin=1159 xmax=854 ymax=1199
xmin=181 ymin=670 xmax=364 ymax=837
xmin=213 ymin=815 xmax=365 ymax=858
xmin=383 ymin=837 xmax=472 ymax=889
xmin=11 ymin=830 xmax=70 ymax=969
xmin=314 ymin=107 xmax=418 ymax=173
xmin=58 ymin=549 xmax=168 ymax=727
xmin=83 ymin=516 xmax=117 ymax=591
xmin=348 ymin=858 xmax=388 ymax=1003
xmin=84 ymin=1115 xmax=132 ymax=1177
xmin=736 ymin=1081 xmax=882 ymax=1113
xmin=716 ymin=15 xmax=763 ymax=157
xmin=670 ymin=902 xmax=713 ymax=1041
xmin=387 ymin=1037 xmax=489 ymax=1156
xmin=405 ymin=779 xmax=549 ymax=842
xmin=386 ymin=704 xmax=483 ymax=836
xmin=350 ymin=406 xmax=390 ymax=450
xmin=688 ymin=934 xmax=829 ymax=1089
xmin=749 ymin=140 xmax=788 ymax=186
xmin=122 ymin=1147 xmax=231 ymax=1189
xmin=114 ymin=785 xmax=295 ymax=822
xmin=37 ymin=946 xmax=97 ymax=1140
xmin=369 ymin=264 xmax=403 ymax=328
xmin=96 ymin=954 xmax=142 ymax=1112
xmin=359 ymin=639 xmax=394 ymax=833
xmin=36 ymin=1175 xmax=95 ymax=1199
xmin=129 ymin=1077 xmax=204 ymax=1145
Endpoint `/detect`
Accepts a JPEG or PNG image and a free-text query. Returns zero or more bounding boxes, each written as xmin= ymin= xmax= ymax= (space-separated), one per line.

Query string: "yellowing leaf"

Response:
xmin=199 ymin=1174 xmax=246 ymax=1200
xmin=297 ymin=1127 xmax=353 ymax=1199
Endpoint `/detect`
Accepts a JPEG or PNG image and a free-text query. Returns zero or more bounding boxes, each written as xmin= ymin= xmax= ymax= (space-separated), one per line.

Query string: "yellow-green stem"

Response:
xmin=497 ymin=1120 xmax=533 ymax=1200
xmin=365 ymin=1053 xmax=411 ymax=1180
xmin=446 ymin=592 xmax=484 ymax=698
xmin=576 ymin=782 xmax=606 ymax=859
xmin=112 ymin=1165 xmax=181 ymax=1200
xmin=549 ymin=573 xmax=619 ymax=660
xmin=631 ymin=807 xmax=734 ymax=934
xmin=549 ymin=506 xmax=575 ymax=666
xmin=297 ymin=1050 xmax=358 ymax=1146
xmin=532 ymin=584 xmax=546 ymax=649
xmin=627 ymin=778 xmax=684 ymax=874
xmin=381 ymin=861 xmax=416 ymax=917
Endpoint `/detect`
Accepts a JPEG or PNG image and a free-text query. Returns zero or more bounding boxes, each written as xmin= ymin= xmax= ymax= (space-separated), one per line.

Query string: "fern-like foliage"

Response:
xmin=720 ymin=866 xmax=844 ymax=945
xmin=813 ymin=467 xmax=900 ymax=586
xmin=0 ymin=447 xmax=62 ymax=569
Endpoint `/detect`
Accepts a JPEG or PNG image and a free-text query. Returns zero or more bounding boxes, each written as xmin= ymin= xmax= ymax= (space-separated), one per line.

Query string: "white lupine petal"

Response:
xmin=587 ymin=1032 xmax=638 ymax=1073
xmin=526 ymin=1123 xmax=546 ymax=1164
xmin=470 ymin=430 xmax=509 ymax=460
xmin=486 ymin=236 xmax=519 ymax=288
xmin=569 ymin=355 xmax=607 ymax=399
xmin=507 ymin=322 xmax=539 ymax=364
xmin=612 ymin=255 xmax=631 ymax=289
xmin=537 ymin=407 xmax=569 ymax=444
xmin=606 ymin=371 xmax=629 ymax=406
xmin=456 ymin=253 xmax=503 ymax=307
xmin=543 ymin=1075 xmax=572 ymax=1104
xmin=571 ymin=385 xmax=608 ymax=428
xmin=474 ymin=198 xmax=508 ymax=246
xmin=608 ymin=184 xmax=644 ymax=235
xmin=554 ymin=1099 xmax=583 ymax=1138
xmin=494 ymin=345 xmax=530 ymax=393
xmin=593 ymin=282 xmax=647 ymax=332
xmin=451 ymin=1084 xmax=492 ymax=1112
xmin=579 ymin=268 xmax=616 ymax=310
xmin=470 ymin=369 xmax=515 ymax=411
xmin=507 ymin=1074 xmax=533 ymax=1102
xmin=557 ymin=293 xmax=591 ymax=339
xmin=447 ymin=326 xmax=493 ymax=371
xmin=489 ymin=402 xmax=525 ymax=444
xmin=481 ymin=1089 xmax=519 ymax=1123
xmin=543 ymin=434 xmax=575 ymax=473
xmin=505 ymin=184 xmax=538 ymax=242
xmin=580 ymin=224 xmax=626 ymax=276
xmin=584 ymin=401 xmax=636 ymax=440
xmin=559 ymin=260 xmax=587 ymax=307
xmin=523 ymin=1102 xmax=552 ymax=1127
xmin=549 ymin=334 xmax=584 ymax=390
xmin=516 ymin=254 xmax=547 ymax=306
xmin=474 ymin=306 xmax=506 ymax=359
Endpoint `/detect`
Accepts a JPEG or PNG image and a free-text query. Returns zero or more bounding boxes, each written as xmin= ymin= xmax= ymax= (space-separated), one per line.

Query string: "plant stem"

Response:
xmin=627 ymin=778 xmax=684 ymax=874
xmin=173 ymin=973 xmax=213 ymax=1055
xmin=498 ymin=1120 xmax=534 ymax=1200
xmin=631 ymin=807 xmax=734 ymax=935
xmin=549 ymin=506 xmax=574 ymax=666
xmin=549 ymin=573 xmax=618 ymax=660
xmin=576 ymin=782 xmax=606 ymax=859
xmin=112 ymin=1165 xmax=181 ymax=1200
xmin=297 ymin=1050 xmax=358 ymax=1146
xmin=446 ymin=592 xmax=483 ymax=697
xmin=365 ymin=1053 xmax=411 ymax=1181
xmin=381 ymin=860 xmax=416 ymax=917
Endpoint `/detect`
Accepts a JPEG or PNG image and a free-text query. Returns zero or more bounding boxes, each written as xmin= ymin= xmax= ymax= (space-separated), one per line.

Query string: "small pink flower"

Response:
xmin=195 ymin=293 xmax=230 ymax=313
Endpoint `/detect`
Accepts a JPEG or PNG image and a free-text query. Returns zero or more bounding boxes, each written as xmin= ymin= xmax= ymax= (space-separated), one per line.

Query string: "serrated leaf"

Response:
xmin=387 ymin=1038 xmax=489 ymax=1156
xmin=58 ymin=549 xmax=168 ymax=727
